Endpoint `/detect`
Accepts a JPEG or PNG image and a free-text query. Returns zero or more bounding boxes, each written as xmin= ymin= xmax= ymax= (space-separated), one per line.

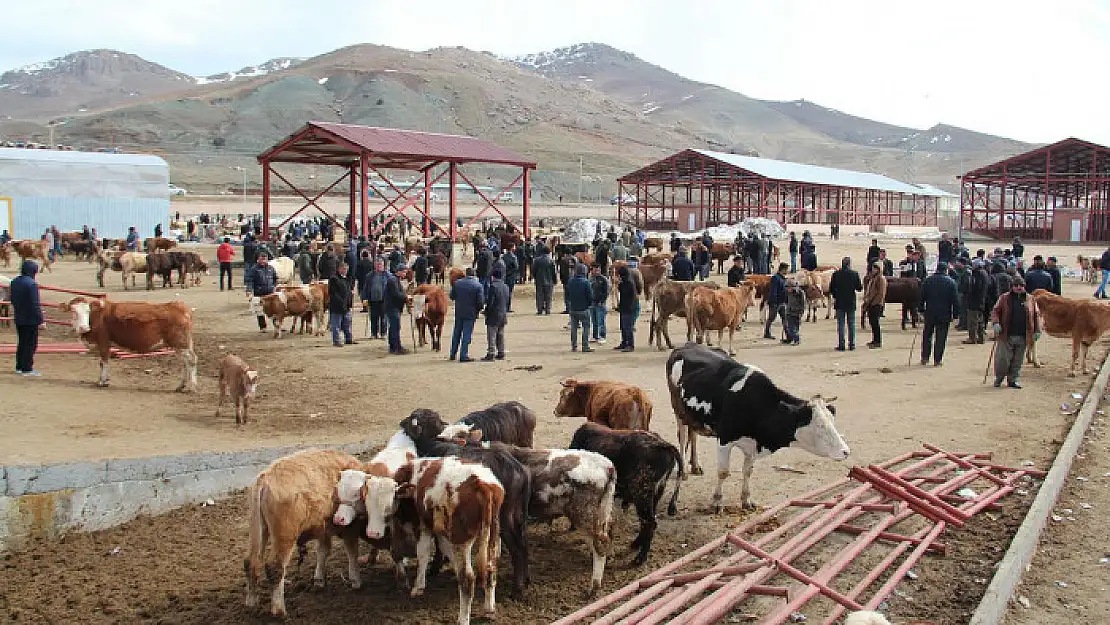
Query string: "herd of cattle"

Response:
xmin=242 ymin=342 xmax=850 ymax=624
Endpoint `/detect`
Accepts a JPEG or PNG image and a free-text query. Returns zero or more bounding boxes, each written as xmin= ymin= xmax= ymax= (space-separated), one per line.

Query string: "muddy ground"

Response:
xmin=1 ymin=236 xmax=1107 ymax=624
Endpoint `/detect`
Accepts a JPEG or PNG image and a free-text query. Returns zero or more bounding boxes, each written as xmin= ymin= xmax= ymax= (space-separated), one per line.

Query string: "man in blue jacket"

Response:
xmin=10 ymin=260 xmax=44 ymax=376
xmin=671 ymin=249 xmax=695 ymax=281
xmin=566 ymin=263 xmax=593 ymax=352
xmin=449 ymin=268 xmax=485 ymax=362
xmin=383 ymin=264 xmax=409 ymax=355
xmin=920 ymin=263 xmax=960 ymax=366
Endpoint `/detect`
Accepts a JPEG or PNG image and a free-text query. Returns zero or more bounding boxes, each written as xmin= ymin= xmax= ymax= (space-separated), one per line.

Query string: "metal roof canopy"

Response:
xmin=958 ymin=137 xmax=1110 ymax=241
xmin=256 ymin=122 xmax=536 ymax=238
xmin=616 ymin=148 xmax=943 ymax=231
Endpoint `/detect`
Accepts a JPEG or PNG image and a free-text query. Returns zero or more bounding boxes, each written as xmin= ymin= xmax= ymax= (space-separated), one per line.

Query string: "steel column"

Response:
xmin=261 ymin=161 xmax=271 ymax=238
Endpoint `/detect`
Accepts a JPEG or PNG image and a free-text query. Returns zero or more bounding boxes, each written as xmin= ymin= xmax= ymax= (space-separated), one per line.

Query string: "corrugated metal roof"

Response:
xmin=692 ymin=149 xmax=949 ymax=196
xmin=0 ymin=147 xmax=168 ymax=168
xmin=300 ymin=122 xmax=536 ymax=167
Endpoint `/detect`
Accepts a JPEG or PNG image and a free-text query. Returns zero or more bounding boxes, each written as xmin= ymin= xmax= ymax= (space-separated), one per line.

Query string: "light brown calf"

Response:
xmin=244 ymin=449 xmax=365 ymax=617
xmin=216 ymin=354 xmax=259 ymax=425
xmin=1029 ymin=289 xmax=1110 ymax=376
xmin=13 ymin=240 xmax=51 ymax=272
xmin=648 ymin=279 xmax=721 ymax=350
xmin=555 ymin=379 xmax=653 ymax=430
xmin=410 ymin=284 xmax=448 ymax=351
xmin=685 ymin=283 xmax=757 ymax=355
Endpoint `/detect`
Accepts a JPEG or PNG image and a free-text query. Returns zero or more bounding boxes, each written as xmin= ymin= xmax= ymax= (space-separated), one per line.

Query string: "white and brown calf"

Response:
xmin=364 ymin=457 xmax=504 ymax=625
xmin=468 ymin=440 xmax=616 ymax=595
xmin=216 ymin=354 xmax=258 ymax=425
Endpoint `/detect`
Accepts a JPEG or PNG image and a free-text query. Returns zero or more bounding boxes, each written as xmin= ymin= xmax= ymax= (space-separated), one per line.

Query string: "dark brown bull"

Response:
xmin=861 ymin=276 xmax=921 ymax=330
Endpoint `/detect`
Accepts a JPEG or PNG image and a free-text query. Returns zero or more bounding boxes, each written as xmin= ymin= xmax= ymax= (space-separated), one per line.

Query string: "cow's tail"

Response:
xmin=665 ymin=444 xmax=684 ymax=516
xmin=244 ymin=480 xmax=268 ymax=591
xmin=648 ymin=286 xmax=660 ymax=346
xmin=597 ymin=465 xmax=617 ymax=548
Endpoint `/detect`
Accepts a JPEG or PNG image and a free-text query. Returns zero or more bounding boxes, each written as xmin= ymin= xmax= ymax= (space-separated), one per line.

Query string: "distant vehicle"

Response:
xmin=498 ymin=191 xmax=514 ymax=201
xmin=168 ymin=184 xmax=188 ymax=197
xmin=610 ymin=193 xmax=636 ymax=205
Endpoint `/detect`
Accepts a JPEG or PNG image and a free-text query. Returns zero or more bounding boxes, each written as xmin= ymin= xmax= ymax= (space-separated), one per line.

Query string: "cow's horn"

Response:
xmin=822 ymin=395 xmax=838 ymax=403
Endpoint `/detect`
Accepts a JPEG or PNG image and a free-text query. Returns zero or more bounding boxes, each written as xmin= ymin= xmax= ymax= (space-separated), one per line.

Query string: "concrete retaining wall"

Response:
xmin=0 ymin=441 xmax=374 ymax=554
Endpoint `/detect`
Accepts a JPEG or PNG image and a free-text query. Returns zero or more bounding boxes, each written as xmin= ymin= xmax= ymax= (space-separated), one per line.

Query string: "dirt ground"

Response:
xmin=1002 ymin=397 xmax=1110 ymax=624
xmin=0 ymin=236 xmax=1107 ymax=624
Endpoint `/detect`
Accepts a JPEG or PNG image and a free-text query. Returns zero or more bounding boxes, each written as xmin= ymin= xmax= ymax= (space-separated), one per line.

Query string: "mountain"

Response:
xmin=0 ymin=43 xmax=1037 ymax=196
xmin=0 ymin=49 xmax=196 ymax=121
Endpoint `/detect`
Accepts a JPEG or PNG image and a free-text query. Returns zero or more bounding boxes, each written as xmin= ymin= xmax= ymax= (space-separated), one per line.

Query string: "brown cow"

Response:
xmin=554 ymin=379 xmax=654 ymax=430
xmin=60 ymin=297 xmax=197 ymax=391
xmin=244 ymin=449 xmax=365 ymax=617
xmin=798 ymin=269 xmax=835 ymax=319
xmin=648 ymin=279 xmax=722 ymax=350
xmin=575 ymin=251 xmax=595 ymax=266
xmin=410 ymin=284 xmax=448 ymax=351
xmin=685 ymin=284 xmax=757 ymax=355
xmin=448 ymin=267 xmax=466 ymax=286
xmin=1029 ymin=289 xmax=1110 ymax=376
xmin=710 ymin=242 xmax=734 ymax=274
xmin=0 ymin=241 xmax=11 ymax=267
xmin=216 ymin=354 xmax=259 ymax=425
xmin=62 ymin=238 xmax=97 ymax=262
xmin=643 ymin=237 xmax=664 ymax=252
xmin=13 ymin=240 xmax=51 ymax=272
xmin=0 ymin=283 xmax=9 ymax=328
xmin=428 ymin=252 xmax=448 ymax=284
xmin=641 ymin=252 xmax=672 ymax=266
xmin=144 ymin=236 xmax=177 ymax=253
xmin=260 ymin=283 xmax=326 ymax=337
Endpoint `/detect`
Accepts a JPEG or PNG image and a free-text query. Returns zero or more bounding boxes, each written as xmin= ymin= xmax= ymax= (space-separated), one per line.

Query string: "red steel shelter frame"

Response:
xmin=256 ymin=122 xmax=537 ymax=239
xmin=616 ymin=149 xmax=943 ymax=231
xmin=959 ymin=137 xmax=1110 ymax=241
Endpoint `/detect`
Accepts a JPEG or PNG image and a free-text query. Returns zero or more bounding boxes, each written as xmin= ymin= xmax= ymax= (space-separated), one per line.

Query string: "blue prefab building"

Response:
xmin=0 ymin=148 xmax=170 ymax=239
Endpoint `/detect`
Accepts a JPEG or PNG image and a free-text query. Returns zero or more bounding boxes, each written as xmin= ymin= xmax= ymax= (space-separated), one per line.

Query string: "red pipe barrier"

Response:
xmin=36 ymin=284 xmax=106 ymax=298
xmin=870 ymin=464 xmax=971 ymax=520
xmin=834 ymin=523 xmax=947 ymax=555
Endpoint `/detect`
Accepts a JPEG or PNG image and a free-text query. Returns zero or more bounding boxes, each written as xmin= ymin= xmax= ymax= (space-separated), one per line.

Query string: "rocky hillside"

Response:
xmin=0 ymin=43 xmax=1036 ymax=196
xmin=0 ymin=50 xmax=197 ymax=120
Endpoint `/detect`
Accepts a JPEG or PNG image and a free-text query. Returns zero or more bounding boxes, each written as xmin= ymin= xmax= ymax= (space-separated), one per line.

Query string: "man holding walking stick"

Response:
xmin=989 ymin=277 xmax=1040 ymax=389
xmin=383 ymin=264 xmax=409 ymax=355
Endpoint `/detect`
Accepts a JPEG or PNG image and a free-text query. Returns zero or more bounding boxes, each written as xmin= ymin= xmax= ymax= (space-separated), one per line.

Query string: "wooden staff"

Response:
xmin=982 ymin=337 xmax=998 ymax=384
xmin=907 ymin=331 xmax=918 ymax=366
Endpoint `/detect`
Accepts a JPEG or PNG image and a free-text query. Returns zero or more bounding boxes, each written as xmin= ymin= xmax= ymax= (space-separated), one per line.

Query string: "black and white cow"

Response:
xmin=665 ymin=343 xmax=850 ymax=512
xmin=436 ymin=401 xmax=537 ymax=448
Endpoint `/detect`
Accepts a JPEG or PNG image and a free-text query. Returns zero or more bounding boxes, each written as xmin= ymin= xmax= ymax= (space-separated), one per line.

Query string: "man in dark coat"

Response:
xmin=589 ymin=264 xmax=610 ymax=344
xmin=615 ymin=265 xmax=639 ymax=351
xmin=829 ymin=257 xmax=863 ymax=351
xmin=990 ymin=276 xmax=1039 ymax=388
xmin=566 ymin=263 xmax=593 ymax=352
xmin=360 ymin=258 xmax=390 ymax=340
xmin=919 ymin=264 xmax=959 ymax=366
xmin=1045 ymin=256 xmax=1063 ymax=296
xmin=937 ymin=233 xmax=954 ymax=265
xmin=247 ymin=252 xmax=278 ymax=331
xmin=317 ymin=244 xmax=339 ymax=281
xmin=671 ymin=249 xmax=695 ymax=281
xmin=412 ymin=248 xmax=430 ymax=285
xmin=10 ymin=260 xmax=43 ymax=376
xmin=449 ymin=268 xmax=485 ymax=362
xmin=482 ymin=267 xmax=511 ymax=361
xmin=764 ymin=262 xmax=789 ymax=340
xmin=669 ymin=233 xmax=681 ymax=253
xmin=519 ymin=239 xmax=534 ymax=283
xmin=692 ymin=243 xmax=710 ymax=281
xmin=532 ymin=246 xmax=556 ymax=314
xmin=355 ymin=250 xmax=374 ymax=311
xmin=726 ymin=255 xmax=746 ymax=287
xmin=1023 ymin=256 xmax=1054 ymax=294
xmin=328 ymin=263 xmax=356 ymax=347
xmin=788 ymin=232 xmax=799 ymax=272
xmin=866 ymin=238 xmax=881 ymax=268
xmin=295 ymin=243 xmax=315 ymax=284
xmin=963 ymin=261 xmax=991 ymax=344
xmin=502 ymin=244 xmax=519 ymax=312
xmin=383 ymin=265 xmax=409 ymax=355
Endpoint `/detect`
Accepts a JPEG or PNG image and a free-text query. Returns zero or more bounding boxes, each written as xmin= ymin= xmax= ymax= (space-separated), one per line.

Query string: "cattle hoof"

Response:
xmin=632 ymin=554 xmax=649 ymax=567
xmin=313 ymin=578 xmax=325 ymax=589
xmin=96 ymin=381 xmax=110 ymax=388
xmin=349 ymin=579 xmax=362 ymax=590
xmin=689 ymin=466 xmax=704 ymax=476
xmin=409 ymin=587 xmax=425 ymax=598
xmin=742 ymin=502 xmax=757 ymax=511
xmin=270 ymin=607 xmax=287 ymax=618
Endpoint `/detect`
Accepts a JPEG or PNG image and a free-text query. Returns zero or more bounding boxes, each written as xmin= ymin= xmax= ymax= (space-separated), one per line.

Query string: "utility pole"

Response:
xmin=578 ymin=156 xmax=583 ymax=204
xmin=234 ymin=166 xmax=247 ymax=206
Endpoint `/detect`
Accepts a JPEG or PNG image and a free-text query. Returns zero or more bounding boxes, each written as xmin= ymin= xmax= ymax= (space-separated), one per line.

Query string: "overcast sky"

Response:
xmin=4 ymin=0 xmax=1109 ymax=145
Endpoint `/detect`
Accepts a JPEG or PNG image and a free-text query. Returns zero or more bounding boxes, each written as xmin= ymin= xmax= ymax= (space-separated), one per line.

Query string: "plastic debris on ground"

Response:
xmin=957 ymin=487 xmax=978 ymax=499
xmin=563 ymin=218 xmax=616 ymax=243
xmin=788 ymin=612 xmax=807 ymax=623
xmin=1017 ymin=595 xmax=1032 ymax=609
xmin=646 ymin=217 xmax=787 ymax=241
xmin=905 ymin=570 xmax=919 ymax=580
